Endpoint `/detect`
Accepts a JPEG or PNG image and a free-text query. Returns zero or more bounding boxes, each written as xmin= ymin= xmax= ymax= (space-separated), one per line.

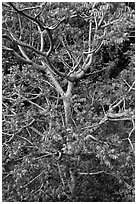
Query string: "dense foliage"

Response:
xmin=2 ymin=2 xmax=135 ymax=202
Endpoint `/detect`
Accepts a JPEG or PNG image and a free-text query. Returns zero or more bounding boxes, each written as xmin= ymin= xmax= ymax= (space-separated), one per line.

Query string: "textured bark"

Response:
xmin=63 ymin=97 xmax=73 ymax=127
xmin=63 ymin=81 xmax=74 ymax=127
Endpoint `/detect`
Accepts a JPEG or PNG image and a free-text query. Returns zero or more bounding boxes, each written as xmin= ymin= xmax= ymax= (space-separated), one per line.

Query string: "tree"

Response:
xmin=3 ymin=2 xmax=134 ymax=127
xmin=2 ymin=2 xmax=135 ymax=202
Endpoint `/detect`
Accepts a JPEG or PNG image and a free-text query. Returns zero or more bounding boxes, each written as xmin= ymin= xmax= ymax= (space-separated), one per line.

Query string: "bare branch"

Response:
xmin=60 ymin=37 xmax=75 ymax=66
xmin=48 ymin=15 xmax=78 ymax=30
xmin=88 ymin=20 xmax=92 ymax=53
xmin=17 ymin=14 xmax=30 ymax=61
xmin=38 ymin=27 xmax=44 ymax=52
xmin=127 ymin=138 xmax=134 ymax=150
xmin=20 ymin=4 xmax=45 ymax=12
xmin=79 ymin=171 xmax=104 ymax=175
xmin=35 ymin=3 xmax=46 ymax=19
xmin=49 ymin=17 xmax=68 ymax=30
xmin=2 ymin=45 xmax=32 ymax=64
xmin=9 ymin=2 xmax=45 ymax=30
xmin=17 ymin=135 xmax=34 ymax=146
xmin=68 ymin=55 xmax=83 ymax=75
xmin=101 ymin=19 xmax=122 ymax=29
xmin=3 ymin=33 xmax=46 ymax=57
xmin=59 ymin=57 xmax=72 ymax=70
xmin=84 ymin=40 xmax=104 ymax=54
xmin=122 ymin=78 xmax=135 ymax=91
xmin=29 ymin=126 xmax=46 ymax=138
xmin=21 ymin=170 xmax=44 ymax=189
xmin=93 ymin=10 xmax=98 ymax=31
xmin=45 ymin=29 xmax=53 ymax=56
xmin=16 ymin=93 xmax=49 ymax=112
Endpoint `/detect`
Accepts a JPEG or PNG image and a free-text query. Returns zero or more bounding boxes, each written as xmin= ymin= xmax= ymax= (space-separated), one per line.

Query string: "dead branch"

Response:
xmin=21 ymin=170 xmax=44 ymax=189
xmin=79 ymin=170 xmax=104 ymax=175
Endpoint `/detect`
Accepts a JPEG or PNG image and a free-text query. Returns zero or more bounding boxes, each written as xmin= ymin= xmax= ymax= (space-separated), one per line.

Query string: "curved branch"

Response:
xmin=3 ymin=33 xmax=46 ymax=57
xmin=2 ymin=46 xmax=32 ymax=64
xmin=45 ymin=28 xmax=53 ymax=56
xmin=49 ymin=17 xmax=69 ymax=30
xmin=83 ymin=40 xmax=104 ymax=54
xmin=35 ymin=3 xmax=47 ymax=19
xmin=2 ymin=46 xmax=47 ymax=74
xmin=9 ymin=2 xmax=45 ymax=30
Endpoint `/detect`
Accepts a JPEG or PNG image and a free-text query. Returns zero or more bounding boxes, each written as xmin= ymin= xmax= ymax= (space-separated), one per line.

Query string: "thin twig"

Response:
xmin=21 ymin=170 xmax=44 ymax=189
xmin=16 ymin=93 xmax=48 ymax=112
xmin=127 ymin=138 xmax=134 ymax=150
xmin=33 ymin=183 xmax=44 ymax=194
xmin=79 ymin=170 xmax=104 ymax=175
xmin=57 ymin=162 xmax=65 ymax=188
xmin=17 ymin=135 xmax=34 ymax=146
xmin=29 ymin=126 xmax=45 ymax=138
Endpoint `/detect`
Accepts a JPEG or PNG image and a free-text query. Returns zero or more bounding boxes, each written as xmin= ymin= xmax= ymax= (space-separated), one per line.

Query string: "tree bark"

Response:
xmin=63 ymin=81 xmax=74 ymax=127
xmin=63 ymin=97 xmax=73 ymax=127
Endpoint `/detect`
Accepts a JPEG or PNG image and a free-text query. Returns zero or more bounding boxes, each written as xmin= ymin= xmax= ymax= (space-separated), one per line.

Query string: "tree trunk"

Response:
xmin=63 ymin=97 xmax=73 ymax=127
xmin=63 ymin=81 xmax=74 ymax=128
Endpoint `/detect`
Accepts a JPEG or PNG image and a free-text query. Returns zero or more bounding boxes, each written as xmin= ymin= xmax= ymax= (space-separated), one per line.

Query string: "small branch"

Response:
xmin=6 ymin=119 xmax=35 ymax=143
xmin=103 ymin=171 xmax=121 ymax=180
xmin=94 ymin=11 xmax=98 ymax=31
xmin=33 ymin=183 xmax=44 ymax=195
xmin=59 ymin=57 xmax=72 ymax=70
xmin=101 ymin=18 xmax=122 ymax=29
xmin=20 ymin=4 xmax=45 ymax=12
xmin=128 ymin=120 xmax=135 ymax=139
xmin=2 ymin=45 xmax=32 ymax=64
xmin=107 ymin=110 xmax=130 ymax=119
xmin=127 ymin=138 xmax=134 ymax=150
xmin=38 ymin=27 xmax=44 ymax=52
xmin=84 ymin=40 xmax=104 ymax=54
xmin=3 ymin=33 xmax=47 ymax=57
xmin=79 ymin=170 xmax=104 ymax=175
xmin=29 ymin=126 xmax=46 ymax=138
xmin=68 ymin=56 xmax=83 ymax=76
xmin=81 ymin=115 xmax=108 ymax=131
xmin=49 ymin=16 xmax=69 ymax=30
xmin=34 ymin=153 xmax=54 ymax=160
xmin=3 ymin=173 xmax=11 ymax=180
xmin=60 ymin=112 xmax=65 ymax=128
xmin=85 ymin=67 xmax=107 ymax=76
xmin=17 ymin=135 xmax=34 ymax=146
xmin=98 ymin=10 xmax=105 ymax=28
xmin=21 ymin=170 xmax=44 ymax=189
xmin=122 ymin=78 xmax=135 ymax=91
xmin=84 ymin=134 xmax=98 ymax=141
xmin=9 ymin=2 xmax=45 ymax=30
xmin=17 ymin=14 xmax=30 ymax=60
xmin=109 ymin=98 xmax=124 ymax=111
xmin=61 ymin=37 xmax=75 ymax=66
xmin=35 ymin=3 xmax=47 ymax=19
xmin=88 ymin=20 xmax=92 ymax=52
xmin=18 ymin=14 xmax=23 ymax=40
xmin=57 ymin=162 xmax=65 ymax=188
xmin=45 ymin=28 xmax=53 ymax=56
xmin=16 ymin=93 xmax=49 ymax=112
